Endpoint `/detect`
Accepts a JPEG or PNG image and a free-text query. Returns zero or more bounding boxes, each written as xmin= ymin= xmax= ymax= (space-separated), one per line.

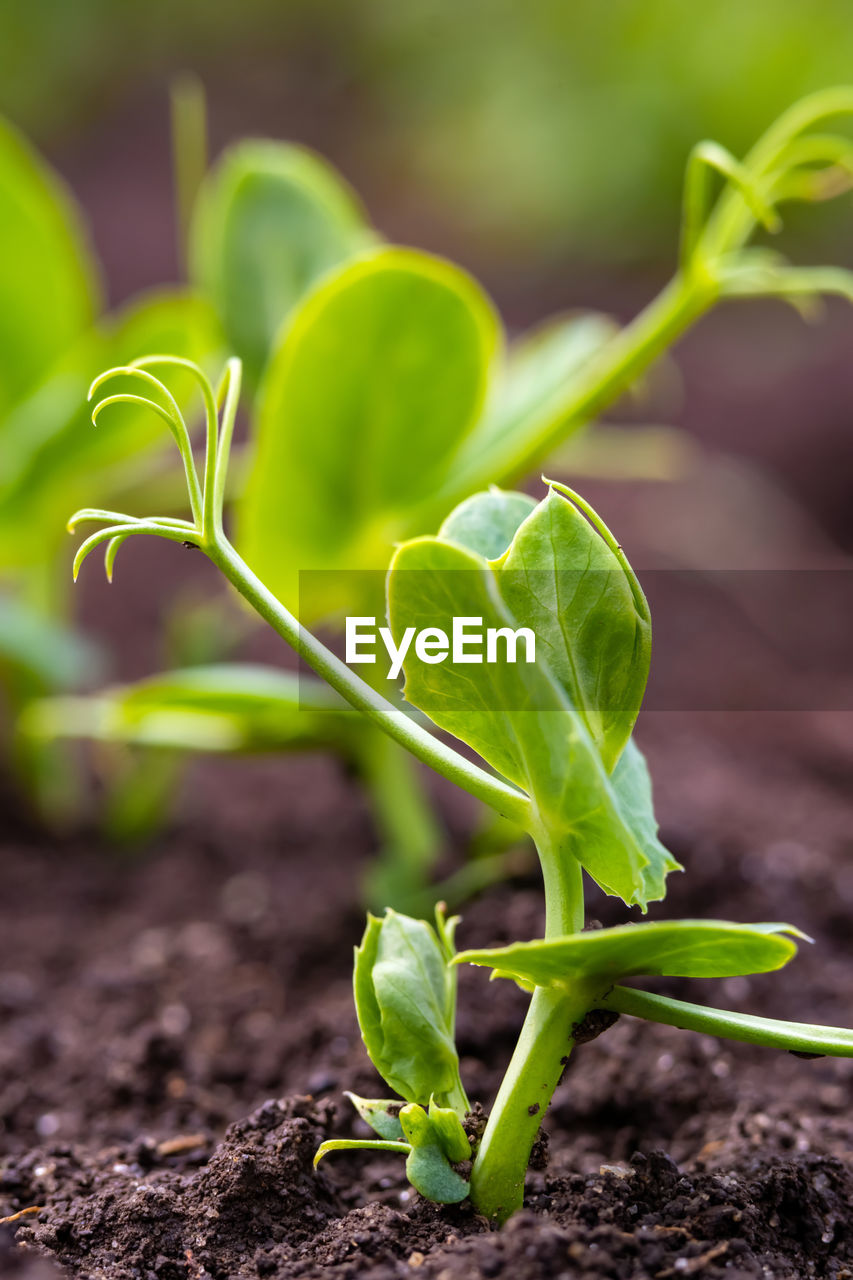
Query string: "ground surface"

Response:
xmin=1 ymin=703 xmax=852 ymax=1278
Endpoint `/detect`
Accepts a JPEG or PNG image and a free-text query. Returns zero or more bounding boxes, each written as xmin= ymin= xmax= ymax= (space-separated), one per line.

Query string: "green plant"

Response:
xmin=46 ymin=87 xmax=853 ymax=897
xmin=0 ymin=111 xmax=221 ymax=816
xmin=69 ymin=338 xmax=853 ymax=1222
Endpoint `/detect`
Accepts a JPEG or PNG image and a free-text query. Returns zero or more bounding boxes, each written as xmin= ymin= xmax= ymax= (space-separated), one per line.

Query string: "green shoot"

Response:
xmin=70 ymin=350 xmax=853 ymax=1223
xmin=68 ymin=90 xmax=853 ymax=1222
xmin=48 ymin=86 xmax=853 ymax=906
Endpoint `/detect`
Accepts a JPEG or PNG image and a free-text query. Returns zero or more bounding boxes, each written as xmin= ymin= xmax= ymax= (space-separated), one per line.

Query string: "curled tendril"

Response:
xmin=679 ymin=86 xmax=853 ymax=311
xmin=69 ymin=357 xmax=242 ymax=582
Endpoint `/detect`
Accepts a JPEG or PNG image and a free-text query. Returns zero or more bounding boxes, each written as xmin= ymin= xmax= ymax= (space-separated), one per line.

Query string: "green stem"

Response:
xmin=702 ymin=86 xmax=853 ymax=258
xmin=468 ymin=832 xmax=589 ymax=1222
xmin=437 ymin=273 xmax=714 ymax=507
xmin=206 ymin=537 xmax=532 ymax=828
xmin=603 ymin=985 xmax=853 ymax=1056
xmin=359 ymin=728 xmax=445 ymax=912
xmin=170 ymin=73 xmax=208 ymax=274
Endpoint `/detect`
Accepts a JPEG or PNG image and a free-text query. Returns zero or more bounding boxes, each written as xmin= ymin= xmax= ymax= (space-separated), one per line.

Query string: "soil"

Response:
xmin=1 ymin=702 xmax=852 ymax=1279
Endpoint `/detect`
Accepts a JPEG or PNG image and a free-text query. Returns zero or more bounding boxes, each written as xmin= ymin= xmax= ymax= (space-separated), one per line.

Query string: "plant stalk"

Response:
xmin=206 ymin=536 xmax=532 ymax=829
xmin=436 ymin=271 xmax=715 ymax=509
xmin=358 ymin=727 xmax=445 ymax=912
xmin=468 ymin=833 xmax=590 ymax=1222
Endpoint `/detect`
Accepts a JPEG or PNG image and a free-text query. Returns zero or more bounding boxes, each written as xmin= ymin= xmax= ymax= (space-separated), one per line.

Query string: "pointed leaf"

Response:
xmin=352 ymin=909 xmax=466 ymax=1108
xmin=386 ymin=511 xmax=678 ymax=909
xmin=456 ymin=920 xmax=805 ymax=987
xmin=606 ymin=739 xmax=681 ymax=907
xmin=497 ymin=485 xmax=650 ymax=770
xmin=344 ymin=1093 xmax=404 ymax=1141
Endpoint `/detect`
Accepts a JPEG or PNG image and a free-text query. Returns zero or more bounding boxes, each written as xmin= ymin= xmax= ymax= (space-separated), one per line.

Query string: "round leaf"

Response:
xmin=238 ymin=247 xmax=499 ymax=616
xmin=191 ymin=140 xmax=373 ymax=384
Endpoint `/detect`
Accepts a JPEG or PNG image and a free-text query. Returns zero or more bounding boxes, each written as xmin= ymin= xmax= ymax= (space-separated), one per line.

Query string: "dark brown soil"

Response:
xmin=1 ymin=703 xmax=853 ymax=1279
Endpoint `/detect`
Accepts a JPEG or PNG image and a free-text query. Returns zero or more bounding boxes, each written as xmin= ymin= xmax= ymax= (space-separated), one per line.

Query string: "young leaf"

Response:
xmin=316 ymin=1098 xmax=470 ymax=1203
xmin=438 ymin=489 xmax=537 ymax=562
xmin=238 ymin=247 xmax=499 ymax=618
xmin=405 ymin=1143 xmax=470 ymax=1204
xmin=191 ymin=140 xmax=373 ymax=384
xmin=497 ymin=485 xmax=650 ymax=772
xmin=344 ymin=1093 xmax=404 ymax=1141
xmin=400 ymin=1104 xmax=470 ymax=1204
xmin=386 ymin=498 xmax=678 ymax=910
xmin=456 ymin=920 xmax=805 ymax=987
xmin=352 ymin=910 xmax=467 ymax=1110
xmin=428 ymin=1098 xmax=472 ymax=1163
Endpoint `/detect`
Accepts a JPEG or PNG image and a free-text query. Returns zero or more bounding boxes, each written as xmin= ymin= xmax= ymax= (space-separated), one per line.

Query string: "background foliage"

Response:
xmin=4 ymin=0 xmax=853 ymax=273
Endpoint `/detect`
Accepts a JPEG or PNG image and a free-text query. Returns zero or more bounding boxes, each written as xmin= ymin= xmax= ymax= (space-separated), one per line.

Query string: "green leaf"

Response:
xmin=405 ymin=1143 xmax=470 ymax=1204
xmin=21 ymin=664 xmax=358 ymax=755
xmin=386 ymin=490 xmax=678 ymax=909
xmin=344 ymin=1093 xmax=404 ymax=1141
xmin=400 ymin=1104 xmax=470 ymax=1204
xmin=317 ymin=1099 xmax=469 ymax=1202
xmin=456 ymin=920 xmax=805 ymax=988
xmin=608 ymin=739 xmax=681 ymax=907
xmin=497 ymin=484 xmax=651 ymax=771
xmin=0 ymin=115 xmax=99 ymax=416
xmin=352 ymin=909 xmax=467 ymax=1109
xmin=238 ymin=247 xmax=499 ymax=619
xmin=428 ymin=1098 xmax=471 ymax=1162
xmin=191 ymin=140 xmax=373 ymax=385
xmin=438 ymin=489 xmax=537 ymax=561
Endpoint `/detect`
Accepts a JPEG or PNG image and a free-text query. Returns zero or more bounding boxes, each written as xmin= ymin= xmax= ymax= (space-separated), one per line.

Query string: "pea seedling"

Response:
xmin=48 ymin=87 xmax=853 ymax=907
xmin=70 ymin=348 xmax=853 ymax=1222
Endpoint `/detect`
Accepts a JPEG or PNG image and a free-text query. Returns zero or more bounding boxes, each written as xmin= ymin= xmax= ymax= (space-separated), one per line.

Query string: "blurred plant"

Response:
xmin=41 ymin=88 xmax=853 ymax=895
xmin=66 ymin=353 xmax=853 ymax=1221
xmin=7 ymin=1 xmax=853 ymax=267
xmin=0 ymin=113 xmax=220 ymax=816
